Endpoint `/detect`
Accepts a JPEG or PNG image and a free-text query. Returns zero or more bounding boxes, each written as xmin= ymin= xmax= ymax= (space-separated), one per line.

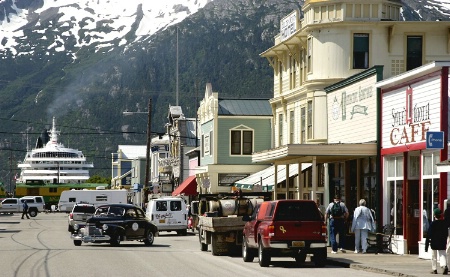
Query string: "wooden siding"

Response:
xmin=328 ymin=74 xmax=378 ymax=143
xmin=381 ymin=75 xmax=441 ymax=149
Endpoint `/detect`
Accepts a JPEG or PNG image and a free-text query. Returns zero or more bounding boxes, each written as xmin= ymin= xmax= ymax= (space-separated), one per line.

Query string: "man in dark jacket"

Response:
xmin=21 ymin=200 xmax=30 ymax=219
xmin=426 ymin=208 xmax=448 ymax=274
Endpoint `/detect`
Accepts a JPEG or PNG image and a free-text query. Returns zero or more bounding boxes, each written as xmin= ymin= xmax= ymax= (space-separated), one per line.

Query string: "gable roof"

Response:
xmin=218 ymin=99 xmax=272 ymax=116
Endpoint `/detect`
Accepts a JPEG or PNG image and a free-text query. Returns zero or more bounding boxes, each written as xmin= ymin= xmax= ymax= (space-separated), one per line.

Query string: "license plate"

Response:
xmin=159 ymin=219 xmax=165 ymax=223
xmin=292 ymin=241 xmax=305 ymax=247
xmin=225 ymin=236 xmax=236 ymax=243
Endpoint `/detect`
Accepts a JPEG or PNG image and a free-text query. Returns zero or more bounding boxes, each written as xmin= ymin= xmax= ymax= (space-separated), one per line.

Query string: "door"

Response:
xmin=243 ymin=204 xmax=261 ymax=248
xmin=1 ymin=199 xmax=19 ymax=213
xmin=406 ymin=180 xmax=419 ymax=254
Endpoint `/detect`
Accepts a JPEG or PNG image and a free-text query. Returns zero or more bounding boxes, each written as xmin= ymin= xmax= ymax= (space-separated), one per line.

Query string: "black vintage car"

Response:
xmin=71 ymin=203 xmax=158 ymax=246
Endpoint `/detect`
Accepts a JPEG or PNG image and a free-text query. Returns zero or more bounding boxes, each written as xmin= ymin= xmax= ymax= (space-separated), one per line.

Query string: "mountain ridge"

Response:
xmin=0 ymin=0 xmax=448 ymax=180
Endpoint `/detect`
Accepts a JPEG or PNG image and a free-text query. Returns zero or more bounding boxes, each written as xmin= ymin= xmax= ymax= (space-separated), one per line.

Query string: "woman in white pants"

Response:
xmin=351 ymin=199 xmax=376 ymax=253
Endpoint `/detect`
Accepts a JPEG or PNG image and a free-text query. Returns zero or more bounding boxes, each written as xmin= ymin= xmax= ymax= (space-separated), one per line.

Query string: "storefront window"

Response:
xmin=386 ymin=156 xmax=403 ymax=235
xmin=331 ymin=162 xmax=345 ymax=200
xmin=362 ymin=157 xmax=377 ymax=212
xmin=422 ymin=151 xmax=440 ymax=239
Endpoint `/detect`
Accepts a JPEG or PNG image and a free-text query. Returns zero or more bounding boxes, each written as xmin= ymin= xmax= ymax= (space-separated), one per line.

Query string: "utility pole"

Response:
xmin=9 ymin=142 xmax=12 ymax=197
xmin=176 ymin=27 xmax=179 ymax=106
xmin=144 ymin=98 xmax=152 ymax=205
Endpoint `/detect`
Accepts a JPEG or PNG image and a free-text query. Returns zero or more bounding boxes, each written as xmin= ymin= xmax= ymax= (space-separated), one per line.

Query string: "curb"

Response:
xmin=327 ymin=258 xmax=418 ymax=277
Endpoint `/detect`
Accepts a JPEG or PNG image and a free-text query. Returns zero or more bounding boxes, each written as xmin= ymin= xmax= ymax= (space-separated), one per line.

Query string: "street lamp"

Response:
xmin=123 ymin=99 xmax=152 ymax=205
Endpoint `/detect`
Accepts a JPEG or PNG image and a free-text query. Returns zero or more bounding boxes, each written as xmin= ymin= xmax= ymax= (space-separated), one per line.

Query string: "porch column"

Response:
xmin=311 ymin=156 xmax=317 ymax=201
xmin=285 ymin=164 xmax=290 ymax=199
xmin=297 ymin=163 xmax=301 ymax=199
xmin=274 ymin=164 xmax=278 ymax=200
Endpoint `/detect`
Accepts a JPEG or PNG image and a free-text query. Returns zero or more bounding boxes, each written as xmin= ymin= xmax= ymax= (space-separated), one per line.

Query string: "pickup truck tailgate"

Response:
xmin=272 ymin=220 xmax=324 ymax=241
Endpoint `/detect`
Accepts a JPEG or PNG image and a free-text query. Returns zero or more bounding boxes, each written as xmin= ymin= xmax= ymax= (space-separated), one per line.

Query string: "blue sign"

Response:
xmin=132 ymin=183 xmax=142 ymax=192
xmin=426 ymin=131 xmax=444 ymax=149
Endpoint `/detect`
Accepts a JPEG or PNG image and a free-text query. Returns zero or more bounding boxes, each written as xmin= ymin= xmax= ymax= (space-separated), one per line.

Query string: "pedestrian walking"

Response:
xmin=444 ymin=208 xmax=450 ymax=269
xmin=351 ymin=199 xmax=375 ymax=254
xmin=325 ymin=194 xmax=349 ymax=254
xmin=21 ymin=200 xmax=30 ymax=219
xmin=425 ymin=208 xmax=448 ymax=275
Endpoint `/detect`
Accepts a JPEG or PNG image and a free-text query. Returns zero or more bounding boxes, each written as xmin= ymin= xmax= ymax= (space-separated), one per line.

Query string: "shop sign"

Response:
xmin=426 ymin=131 xmax=444 ymax=149
xmin=389 ymin=102 xmax=431 ymax=145
xmin=280 ymin=10 xmax=298 ymax=42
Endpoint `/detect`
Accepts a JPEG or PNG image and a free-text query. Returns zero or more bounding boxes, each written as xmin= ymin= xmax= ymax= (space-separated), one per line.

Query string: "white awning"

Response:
xmin=234 ymin=163 xmax=311 ymax=191
xmin=437 ymin=160 xmax=450 ymax=173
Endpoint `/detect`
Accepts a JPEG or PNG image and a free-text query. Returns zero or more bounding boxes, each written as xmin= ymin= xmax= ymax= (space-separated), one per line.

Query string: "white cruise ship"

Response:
xmin=17 ymin=117 xmax=94 ymax=184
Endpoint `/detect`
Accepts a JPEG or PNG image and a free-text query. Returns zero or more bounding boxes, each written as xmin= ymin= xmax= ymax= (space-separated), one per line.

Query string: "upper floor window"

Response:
xmin=307 ymin=101 xmax=313 ymax=140
xmin=353 ymin=33 xmax=369 ymax=69
xmin=230 ymin=128 xmax=253 ymax=155
xmin=301 ymin=107 xmax=306 ymax=143
xmin=289 ymin=55 xmax=297 ymax=89
xmin=278 ymin=113 xmax=284 ymax=146
xmin=407 ymin=35 xmax=423 ymax=71
xmin=289 ymin=110 xmax=295 ymax=143
xmin=307 ymin=37 xmax=312 ymax=73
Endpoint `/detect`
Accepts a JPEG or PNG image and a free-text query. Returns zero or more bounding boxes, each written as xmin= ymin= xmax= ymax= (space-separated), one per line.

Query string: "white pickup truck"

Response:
xmin=0 ymin=197 xmax=46 ymax=217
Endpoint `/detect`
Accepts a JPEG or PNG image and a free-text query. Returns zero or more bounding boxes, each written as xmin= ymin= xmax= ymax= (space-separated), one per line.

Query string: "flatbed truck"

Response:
xmin=196 ymin=192 xmax=271 ymax=256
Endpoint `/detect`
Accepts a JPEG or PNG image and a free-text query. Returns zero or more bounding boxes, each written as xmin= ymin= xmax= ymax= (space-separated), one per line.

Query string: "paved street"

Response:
xmin=0 ymin=212 xmax=433 ymax=277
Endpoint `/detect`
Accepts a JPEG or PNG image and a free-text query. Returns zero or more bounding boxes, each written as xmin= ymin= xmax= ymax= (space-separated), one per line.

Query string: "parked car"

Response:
xmin=0 ymin=197 xmax=45 ymax=217
xmin=242 ymin=200 xmax=327 ymax=267
xmin=71 ymin=204 xmax=158 ymax=247
xmin=68 ymin=203 xmax=96 ymax=233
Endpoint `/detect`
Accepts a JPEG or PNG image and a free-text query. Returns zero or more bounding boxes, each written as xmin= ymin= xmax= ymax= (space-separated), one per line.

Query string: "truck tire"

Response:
xmin=199 ymin=229 xmax=208 ymax=251
xmin=144 ymin=231 xmax=155 ymax=246
xmin=211 ymin=233 xmax=220 ymax=256
xmin=258 ymin=240 xmax=270 ymax=267
xmin=313 ymin=249 xmax=327 ymax=268
xmin=242 ymin=237 xmax=255 ymax=262
xmin=110 ymin=232 xmax=121 ymax=246
xmin=28 ymin=209 xmax=38 ymax=217
xmin=73 ymin=240 xmax=82 ymax=246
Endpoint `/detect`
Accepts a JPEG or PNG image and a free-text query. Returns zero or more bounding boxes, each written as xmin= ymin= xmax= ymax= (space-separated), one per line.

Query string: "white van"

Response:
xmin=58 ymin=189 xmax=128 ymax=212
xmin=146 ymin=197 xmax=188 ymax=235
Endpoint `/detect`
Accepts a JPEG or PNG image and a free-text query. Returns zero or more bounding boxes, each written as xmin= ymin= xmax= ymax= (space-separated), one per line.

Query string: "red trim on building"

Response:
xmin=439 ymin=66 xmax=449 ymax=209
xmin=380 ymin=142 xmax=426 ymax=155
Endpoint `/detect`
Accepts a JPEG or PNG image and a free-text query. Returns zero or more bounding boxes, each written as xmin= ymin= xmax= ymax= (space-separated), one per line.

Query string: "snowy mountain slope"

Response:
xmin=0 ymin=0 xmax=449 ymax=180
xmin=0 ymin=0 xmax=212 ymax=56
xmin=1 ymin=0 xmax=450 ymax=58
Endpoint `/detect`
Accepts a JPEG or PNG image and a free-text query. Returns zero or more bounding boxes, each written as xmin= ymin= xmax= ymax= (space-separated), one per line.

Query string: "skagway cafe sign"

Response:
xmin=389 ymin=100 xmax=431 ymax=146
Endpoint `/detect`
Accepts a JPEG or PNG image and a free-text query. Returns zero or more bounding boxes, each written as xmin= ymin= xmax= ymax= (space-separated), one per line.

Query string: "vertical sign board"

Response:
xmin=280 ymin=10 xmax=298 ymax=42
xmin=426 ymin=131 xmax=444 ymax=149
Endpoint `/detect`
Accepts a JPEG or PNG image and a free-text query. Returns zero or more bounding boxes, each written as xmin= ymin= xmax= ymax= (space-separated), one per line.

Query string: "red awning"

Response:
xmin=172 ymin=175 xmax=198 ymax=196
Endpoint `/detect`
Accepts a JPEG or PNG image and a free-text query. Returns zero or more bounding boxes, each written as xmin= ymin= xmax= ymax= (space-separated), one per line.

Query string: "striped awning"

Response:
xmin=234 ymin=163 xmax=311 ymax=192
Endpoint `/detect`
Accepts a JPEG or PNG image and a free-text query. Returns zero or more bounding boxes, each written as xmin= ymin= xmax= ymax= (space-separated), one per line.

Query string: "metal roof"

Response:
xmin=218 ymin=99 xmax=272 ymax=116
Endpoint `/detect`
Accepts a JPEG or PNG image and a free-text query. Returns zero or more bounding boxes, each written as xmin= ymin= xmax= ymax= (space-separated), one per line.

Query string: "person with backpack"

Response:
xmin=425 ymin=208 xmax=448 ymax=275
xmin=351 ymin=199 xmax=375 ymax=254
xmin=21 ymin=200 xmax=30 ymax=219
xmin=325 ymin=194 xmax=349 ymax=254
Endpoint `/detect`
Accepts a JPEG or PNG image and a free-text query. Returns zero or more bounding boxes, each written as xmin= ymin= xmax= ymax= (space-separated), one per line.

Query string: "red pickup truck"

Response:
xmin=242 ymin=199 xmax=327 ymax=267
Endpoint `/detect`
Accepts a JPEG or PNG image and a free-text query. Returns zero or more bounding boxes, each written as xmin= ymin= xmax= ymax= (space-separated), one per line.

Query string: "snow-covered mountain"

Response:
xmin=0 ymin=0 xmax=450 ymax=180
xmin=0 ymin=0 xmax=212 ymax=57
xmin=2 ymin=0 xmax=450 ymax=59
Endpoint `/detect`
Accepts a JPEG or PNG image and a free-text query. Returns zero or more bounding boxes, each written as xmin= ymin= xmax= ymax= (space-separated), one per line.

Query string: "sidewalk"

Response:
xmin=326 ymin=247 xmax=438 ymax=276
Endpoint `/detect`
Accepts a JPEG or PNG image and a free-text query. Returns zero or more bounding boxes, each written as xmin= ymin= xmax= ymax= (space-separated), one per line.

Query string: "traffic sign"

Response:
xmin=426 ymin=131 xmax=444 ymax=149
